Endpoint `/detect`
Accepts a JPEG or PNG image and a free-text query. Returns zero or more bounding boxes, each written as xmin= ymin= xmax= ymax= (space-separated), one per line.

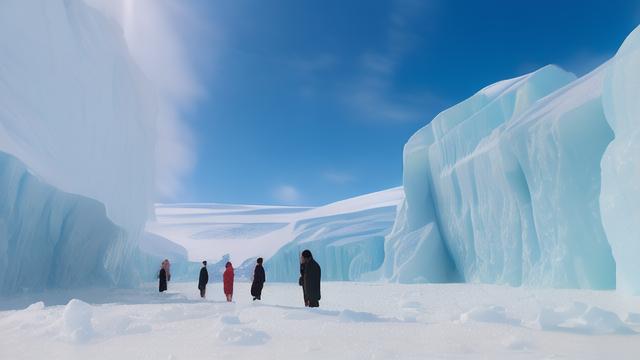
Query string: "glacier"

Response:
xmin=0 ymin=0 xmax=156 ymax=293
xmin=145 ymin=188 xmax=403 ymax=282
xmin=385 ymin=25 xmax=640 ymax=292
xmin=2 ymin=0 xmax=639 ymax=296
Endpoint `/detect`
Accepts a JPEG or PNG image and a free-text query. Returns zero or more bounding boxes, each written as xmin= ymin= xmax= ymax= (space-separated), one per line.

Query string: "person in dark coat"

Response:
xmin=198 ymin=260 xmax=209 ymax=298
xmin=251 ymin=257 xmax=266 ymax=301
xmin=158 ymin=259 xmax=171 ymax=293
xmin=301 ymin=250 xmax=321 ymax=308
xmin=299 ymin=254 xmax=308 ymax=306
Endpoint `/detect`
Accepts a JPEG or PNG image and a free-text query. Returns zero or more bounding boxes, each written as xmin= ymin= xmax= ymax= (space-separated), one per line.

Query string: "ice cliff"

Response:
xmin=385 ymin=25 xmax=640 ymax=293
xmin=0 ymin=0 xmax=155 ymax=293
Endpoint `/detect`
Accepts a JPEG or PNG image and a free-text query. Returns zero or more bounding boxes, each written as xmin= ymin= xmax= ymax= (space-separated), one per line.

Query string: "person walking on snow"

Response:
xmin=223 ymin=261 xmax=234 ymax=302
xmin=198 ymin=260 xmax=209 ymax=298
xmin=251 ymin=257 xmax=266 ymax=301
xmin=301 ymin=250 xmax=321 ymax=308
xmin=158 ymin=259 xmax=171 ymax=293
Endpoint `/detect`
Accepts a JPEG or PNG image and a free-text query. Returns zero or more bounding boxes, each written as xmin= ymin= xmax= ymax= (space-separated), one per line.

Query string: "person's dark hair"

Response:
xmin=226 ymin=261 xmax=232 ymax=268
xmin=202 ymin=260 xmax=207 ymax=266
xmin=301 ymin=249 xmax=312 ymax=259
xmin=257 ymin=257 xmax=263 ymax=264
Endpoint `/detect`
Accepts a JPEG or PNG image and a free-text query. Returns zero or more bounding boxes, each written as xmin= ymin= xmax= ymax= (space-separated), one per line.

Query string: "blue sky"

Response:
xmin=174 ymin=0 xmax=640 ymax=206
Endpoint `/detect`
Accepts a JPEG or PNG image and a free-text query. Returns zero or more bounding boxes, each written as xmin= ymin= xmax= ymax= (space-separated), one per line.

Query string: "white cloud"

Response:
xmin=323 ymin=171 xmax=356 ymax=185
xmin=272 ymin=185 xmax=302 ymax=204
xmin=85 ymin=0 xmax=203 ymax=200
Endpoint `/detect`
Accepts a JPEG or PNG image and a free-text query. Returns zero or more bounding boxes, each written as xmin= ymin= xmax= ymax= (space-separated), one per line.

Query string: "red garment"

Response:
xmin=223 ymin=266 xmax=234 ymax=295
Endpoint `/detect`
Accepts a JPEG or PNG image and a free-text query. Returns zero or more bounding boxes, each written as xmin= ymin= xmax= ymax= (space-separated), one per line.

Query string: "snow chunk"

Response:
xmin=62 ymin=299 xmax=94 ymax=343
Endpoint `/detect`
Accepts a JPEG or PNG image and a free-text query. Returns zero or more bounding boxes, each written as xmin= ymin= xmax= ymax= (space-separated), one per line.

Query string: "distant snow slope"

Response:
xmin=145 ymin=188 xmax=403 ymax=281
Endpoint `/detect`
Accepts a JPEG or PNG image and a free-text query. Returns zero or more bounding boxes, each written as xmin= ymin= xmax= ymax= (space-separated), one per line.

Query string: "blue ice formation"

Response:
xmin=265 ymin=188 xmax=402 ymax=282
xmin=384 ymin=25 xmax=640 ymax=293
xmin=0 ymin=0 xmax=155 ymax=293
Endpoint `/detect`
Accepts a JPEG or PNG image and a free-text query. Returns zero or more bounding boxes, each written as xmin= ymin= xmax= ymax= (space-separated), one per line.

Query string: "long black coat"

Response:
xmin=251 ymin=264 xmax=265 ymax=297
xmin=198 ymin=267 xmax=209 ymax=290
xmin=299 ymin=263 xmax=307 ymax=300
xmin=158 ymin=268 xmax=167 ymax=292
xmin=303 ymin=258 xmax=321 ymax=301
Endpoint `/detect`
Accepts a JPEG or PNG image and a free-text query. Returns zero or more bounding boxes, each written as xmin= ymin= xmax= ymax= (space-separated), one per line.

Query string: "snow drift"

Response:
xmin=0 ymin=0 xmax=155 ymax=293
xmin=386 ymin=24 xmax=640 ymax=293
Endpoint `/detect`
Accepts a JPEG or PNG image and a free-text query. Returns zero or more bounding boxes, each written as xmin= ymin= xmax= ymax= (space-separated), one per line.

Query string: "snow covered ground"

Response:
xmin=2 ymin=282 xmax=640 ymax=359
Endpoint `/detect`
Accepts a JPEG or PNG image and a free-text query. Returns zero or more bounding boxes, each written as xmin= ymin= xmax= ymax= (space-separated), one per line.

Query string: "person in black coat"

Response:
xmin=301 ymin=249 xmax=321 ymax=307
xmin=198 ymin=260 xmax=209 ymax=298
xmin=299 ymin=257 xmax=307 ymax=306
xmin=251 ymin=257 xmax=266 ymax=300
xmin=159 ymin=266 xmax=168 ymax=293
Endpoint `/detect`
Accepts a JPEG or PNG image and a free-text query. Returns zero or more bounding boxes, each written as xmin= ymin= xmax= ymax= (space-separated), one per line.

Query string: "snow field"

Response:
xmin=2 ymin=282 xmax=640 ymax=359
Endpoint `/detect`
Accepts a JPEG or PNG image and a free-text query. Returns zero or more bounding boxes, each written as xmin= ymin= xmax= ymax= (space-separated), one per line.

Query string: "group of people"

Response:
xmin=158 ymin=250 xmax=322 ymax=307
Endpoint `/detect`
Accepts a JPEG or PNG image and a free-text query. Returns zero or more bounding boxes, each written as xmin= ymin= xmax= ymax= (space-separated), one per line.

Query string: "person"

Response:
xmin=301 ymin=250 xmax=321 ymax=308
xmin=299 ymin=254 xmax=308 ymax=306
xmin=198 ymin=260 xmax=209 ymax=298
xmin=158 ymin=259 xmax=171 ymax=293
xmin=223 ymin=261 xmax=234 ymax=302
xmin=251 ymin=257 xmax=266 ymax=301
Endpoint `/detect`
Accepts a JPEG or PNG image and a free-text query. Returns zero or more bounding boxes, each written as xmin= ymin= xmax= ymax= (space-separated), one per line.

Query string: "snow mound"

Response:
xmin=217 ymin=326 xmax=270 ymax=346
xmin=24 ymin=302 xmax=45 ymax=312
xmin=536 ymin=303 xmax=634 ymax=334
xmin=625 ymin=313 xmax=640 ymax=324
xmin=460 ymin=305 xmax=520 ymax=325
xmin=62 ymin=299 xmax=94 ymax=343
xmin=338 ymin=309 xmax=386 ymax=323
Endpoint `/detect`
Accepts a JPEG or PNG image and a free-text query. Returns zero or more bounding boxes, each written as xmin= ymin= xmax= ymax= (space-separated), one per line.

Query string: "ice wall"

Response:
xmin=0 ymin=0 xmax=156 ymax=292
xmin=0 ymin=152 xmax=128 ymax=292
xmin=387 ymin=61 xmax=623 ymax=289
xmin=265 ymin=207 xmax=395 ymax=282
xmin=265 ymin=189 xmax=403 ymax=282
xmin=601 ymin=26 xmax=640 ymax=294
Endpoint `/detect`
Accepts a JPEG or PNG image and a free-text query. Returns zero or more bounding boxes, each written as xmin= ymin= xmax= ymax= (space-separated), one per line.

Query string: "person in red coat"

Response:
xmin=223 ymin=261 xmax=234 ymax=302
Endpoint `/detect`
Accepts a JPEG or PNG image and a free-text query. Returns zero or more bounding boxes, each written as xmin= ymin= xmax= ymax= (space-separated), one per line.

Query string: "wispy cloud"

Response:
xmin=86 ymin=0 xmax=203 ymax=200
xmin=272 ymin=185 xmax=302 ymax=204
xmin=323 ymin=171 xmax=356 ymax=185
xmin=345 ymin=0 xmax=440 ymax=123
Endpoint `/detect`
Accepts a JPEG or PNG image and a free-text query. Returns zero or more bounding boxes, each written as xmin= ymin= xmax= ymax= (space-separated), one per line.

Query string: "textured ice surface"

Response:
xmin=0 ymin=0 xmax=155 ymax=292
xmin=600 ymin=25 xmax=640 ymax=294
xmin=387 ymin=25 xmax=640 ymax=292
xmin=0 ymin=152 xmax=125 ymax=292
